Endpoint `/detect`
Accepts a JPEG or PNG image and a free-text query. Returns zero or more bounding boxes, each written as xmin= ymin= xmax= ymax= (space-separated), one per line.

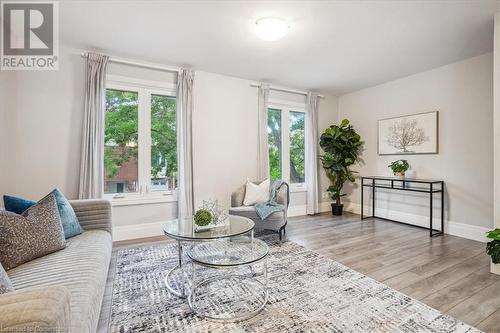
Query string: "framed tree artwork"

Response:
xmin=378 ymin=111 xmax=438 ymax=155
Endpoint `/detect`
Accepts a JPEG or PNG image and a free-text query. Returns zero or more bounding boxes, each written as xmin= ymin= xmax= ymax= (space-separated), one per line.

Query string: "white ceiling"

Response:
xmin=60 ymin=0 xmax=497 ymax=95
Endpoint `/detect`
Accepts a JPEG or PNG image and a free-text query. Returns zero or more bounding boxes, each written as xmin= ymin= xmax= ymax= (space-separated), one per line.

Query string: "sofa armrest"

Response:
xmin=0 ymin=286 xmax=71 ymax=331
xmin=69 ymin=199 xmax=112 ymax=234
xmin=276 ymin=182 xmax=290 ymax=207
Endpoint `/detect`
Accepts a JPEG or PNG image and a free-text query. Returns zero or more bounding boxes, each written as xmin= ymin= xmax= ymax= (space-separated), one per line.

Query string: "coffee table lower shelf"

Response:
xmin=187 ymin=237 xmax=269 ymax=323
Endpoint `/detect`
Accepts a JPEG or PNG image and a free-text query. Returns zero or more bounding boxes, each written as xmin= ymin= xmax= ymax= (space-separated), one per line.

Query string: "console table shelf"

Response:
xmin=360 ymin=176 xmax=444 ymax=237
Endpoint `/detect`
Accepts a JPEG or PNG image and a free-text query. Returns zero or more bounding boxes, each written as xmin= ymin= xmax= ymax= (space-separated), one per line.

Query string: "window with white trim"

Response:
xmin=104 ymin=76 xmax=177 ymax=198
xmin=267 ymin=102 xmax=306 ymax=191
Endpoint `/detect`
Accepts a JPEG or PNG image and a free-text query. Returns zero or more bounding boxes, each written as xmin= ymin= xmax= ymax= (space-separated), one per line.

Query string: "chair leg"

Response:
xmin=279 ymin=229 xmax=283 ymax=241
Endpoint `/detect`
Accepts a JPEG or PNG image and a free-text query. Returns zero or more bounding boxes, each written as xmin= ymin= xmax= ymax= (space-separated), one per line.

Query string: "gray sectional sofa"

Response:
xmin=0 ymin=199 xmax=112 ymax=333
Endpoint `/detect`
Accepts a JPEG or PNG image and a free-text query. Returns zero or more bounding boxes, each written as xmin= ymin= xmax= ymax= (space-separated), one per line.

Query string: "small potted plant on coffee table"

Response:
xmin=193 ymin=208 xmax=213 ymax=232
xmin=389 ymin=159 xmax=409 ymax=178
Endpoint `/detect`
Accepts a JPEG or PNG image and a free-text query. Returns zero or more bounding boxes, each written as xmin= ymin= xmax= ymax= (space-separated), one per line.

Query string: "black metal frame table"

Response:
xmin=163 ymin=215 xmax=255 ymax=298
xmin=360 ymin=176 xmax=444 ymax=237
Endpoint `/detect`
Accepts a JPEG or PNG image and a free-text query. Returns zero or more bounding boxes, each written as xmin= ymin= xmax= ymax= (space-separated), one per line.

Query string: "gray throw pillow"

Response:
xmin=0 ymin=263 xmax=13 ymax=294
xmin=0 ymin=194 xmax=66 ymax=270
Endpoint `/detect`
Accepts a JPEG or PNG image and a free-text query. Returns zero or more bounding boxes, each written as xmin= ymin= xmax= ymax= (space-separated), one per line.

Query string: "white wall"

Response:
xmin=338 ymin=53 xmax=493 ymax=235
xmin=492 ymin=13 xmax=500 ymax=274
xmin=192 ymin=71 xmax=259 ymax=209
xmin=0 ymin=47 xmax=85 ymax=199
xmin=0 ymin=72 xmax=16 ymax=196
xmin=192 ymin=71 xmax=338 ymax=215
xmin=1 ymin=45 xmax=338 ymax=239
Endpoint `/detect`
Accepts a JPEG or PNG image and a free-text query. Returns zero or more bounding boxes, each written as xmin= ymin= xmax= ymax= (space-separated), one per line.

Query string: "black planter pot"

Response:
xmin=331 ymin=203 xmax=344 ymax=216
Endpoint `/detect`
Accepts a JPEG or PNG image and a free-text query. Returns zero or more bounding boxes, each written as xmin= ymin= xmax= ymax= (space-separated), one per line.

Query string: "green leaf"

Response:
xmin=486 ymin=229 xmax=500 ymax=240
xmin=320 ymin=118 xmax=363 ymax=203
xmin=487 ymin=240 xmax=500 ymax=263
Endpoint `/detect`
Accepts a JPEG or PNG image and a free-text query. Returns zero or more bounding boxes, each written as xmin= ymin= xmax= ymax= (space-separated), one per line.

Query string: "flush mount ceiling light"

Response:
xmin=255 ymin=17 xmax=290 ymax=42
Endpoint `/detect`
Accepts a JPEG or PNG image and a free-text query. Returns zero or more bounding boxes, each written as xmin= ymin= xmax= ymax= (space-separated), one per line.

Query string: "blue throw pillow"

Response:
xmin=3 ymin=196 xmax=35 ymax=214
xmin=3 ymin=189 xmax=83 ymax=239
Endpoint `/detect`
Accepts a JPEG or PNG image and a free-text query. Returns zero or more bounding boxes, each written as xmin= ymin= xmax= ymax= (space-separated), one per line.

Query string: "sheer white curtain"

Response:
xmin=177 ymin=69 xmax=195 ymax=219
xmin=257 ymin=83 xmax=270 ymax=180
xmin=305 ymin=92 xmax=320 ymax=214
xmin=78 ymin=53 xmax=110 ymax=199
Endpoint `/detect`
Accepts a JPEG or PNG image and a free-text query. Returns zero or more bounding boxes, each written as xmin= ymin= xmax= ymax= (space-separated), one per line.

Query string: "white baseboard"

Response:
xmin=287 ymin=205 xmax=306 ymax=217
xmin=343 ymin=202 xmax=489 ymax=243
xmin=287 ymin=202 xmax=333 ymax=217
xmin=114 ymin=204 xmax=331 ymax=241
xmin=113 ymin=221 xmax=166 ymax=241
xmin=113 ymin=202 xmax=489 ymax=243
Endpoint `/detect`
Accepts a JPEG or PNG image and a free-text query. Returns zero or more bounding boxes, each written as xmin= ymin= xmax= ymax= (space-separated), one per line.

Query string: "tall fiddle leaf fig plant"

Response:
xmin=320 ymin=119 xmax=363 ymax=208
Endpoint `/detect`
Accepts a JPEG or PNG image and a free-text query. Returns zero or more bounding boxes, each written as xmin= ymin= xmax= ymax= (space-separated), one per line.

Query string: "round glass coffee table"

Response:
xmin=187 ymin=236 xmax=269 ymax=322
xmin=163 ymin=215 xmax=254 ymax=298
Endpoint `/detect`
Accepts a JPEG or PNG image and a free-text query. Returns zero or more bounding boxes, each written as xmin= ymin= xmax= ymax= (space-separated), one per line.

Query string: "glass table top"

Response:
xmin=188 ymin=237 xmax=269 ymax=267
xmin=163 ymin=215 xmax=254 ymax=241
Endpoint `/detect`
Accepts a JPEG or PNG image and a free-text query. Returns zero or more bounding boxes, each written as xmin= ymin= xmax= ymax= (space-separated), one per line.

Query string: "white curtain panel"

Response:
xmin=78 ymin=53 xmax=109 ymax=199
xmin=305 ymin=92 xmax=320 ymax=214
xmin=177 ymin=69 xmax=195 ymax=219
xmin=257 ymin=83 xmax=270 ymax=180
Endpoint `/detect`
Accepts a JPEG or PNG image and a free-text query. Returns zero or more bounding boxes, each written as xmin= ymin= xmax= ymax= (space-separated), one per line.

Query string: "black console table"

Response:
xmin=360 ymin=176 xmax=444 ymax=237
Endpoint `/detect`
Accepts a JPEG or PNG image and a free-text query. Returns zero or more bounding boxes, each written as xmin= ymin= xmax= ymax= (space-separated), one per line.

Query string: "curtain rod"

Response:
xmin=250 ymin=83 xmax=325 ymax=98
xmin=80 ymin=52 xmax=182 ymax=74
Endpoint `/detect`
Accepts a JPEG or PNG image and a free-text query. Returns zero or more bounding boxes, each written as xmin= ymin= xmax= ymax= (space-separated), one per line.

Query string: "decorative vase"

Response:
xmin=394 ymin=171 xmax=405 ymax=178
xmin=331 ymin=203 xmax=343 ymax=216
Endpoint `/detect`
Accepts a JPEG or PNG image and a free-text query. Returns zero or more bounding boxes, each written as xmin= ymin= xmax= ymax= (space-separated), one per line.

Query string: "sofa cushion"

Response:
xmin=243 ymin=178 xmax=270 ymax=206
xmin=4 ymin=189 xmax=83 ymax=239
xmin=2 ymin=195 xmax=34 ymax=214
xmin=229 ymin=205 xmax=285 ymax=230
xmin=0 ymin=263 xmax=13 ymax=294
xmin=8 ymin=230 xmax=112 ymax=333
xmin=0 ymin=194 xmax=66 ymax=270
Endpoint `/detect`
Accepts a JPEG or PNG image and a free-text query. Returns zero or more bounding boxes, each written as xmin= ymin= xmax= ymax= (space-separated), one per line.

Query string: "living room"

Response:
xmin=1 ymin=0 xmax=500 ymax=332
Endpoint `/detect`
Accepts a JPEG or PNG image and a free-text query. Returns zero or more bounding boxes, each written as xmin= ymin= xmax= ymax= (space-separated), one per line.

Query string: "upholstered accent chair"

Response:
xmin=229 ymin=180 xmax=290 ymax=240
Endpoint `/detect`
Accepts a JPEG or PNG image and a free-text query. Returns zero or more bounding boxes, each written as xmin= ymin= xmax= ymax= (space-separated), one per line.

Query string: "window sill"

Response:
xmin=289 ymin=185 xmax=307 ymax=193
xmin=107 ymin=194 xmax=177 ymax=207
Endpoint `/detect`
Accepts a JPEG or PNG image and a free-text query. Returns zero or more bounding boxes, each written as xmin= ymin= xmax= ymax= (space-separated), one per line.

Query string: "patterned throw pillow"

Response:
xmin=0 ymin=263 xmax=13 ymax=294
xmin=3 ymin=189 xmax=83 ymax=238
xmin=0 ymin=194 xmax=66 ymax=270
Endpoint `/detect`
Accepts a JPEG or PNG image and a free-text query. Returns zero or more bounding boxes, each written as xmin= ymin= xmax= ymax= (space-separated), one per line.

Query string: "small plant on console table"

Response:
xmin=486 ymin=229 xmax=500 ymax=264
xmin=320 ymin=119 xmax=364 ymax=216
xmin=388 ymin=159 xmax=409 ymax=178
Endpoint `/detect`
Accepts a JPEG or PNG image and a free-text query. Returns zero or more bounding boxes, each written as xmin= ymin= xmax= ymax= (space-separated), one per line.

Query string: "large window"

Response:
xmin=104 ymin=89 xmax=139 ymax=194
xmin=267 ymin=104 xmax=306 ymax=190
xmin=104 ymin=77 xmax=176 ymax=198
xmin=268 ymin=108 xmax=282 ymax=180
xmin=289 ymin=111 xmax=305 ymax=183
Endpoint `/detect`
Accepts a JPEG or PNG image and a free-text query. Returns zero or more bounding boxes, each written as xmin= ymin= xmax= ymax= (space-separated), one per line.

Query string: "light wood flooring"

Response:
xmin=98 ymin=213 xmax=500 ymax=332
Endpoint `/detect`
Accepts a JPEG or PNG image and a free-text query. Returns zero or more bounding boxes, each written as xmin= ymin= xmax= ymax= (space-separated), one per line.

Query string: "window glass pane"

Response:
xmin=268 ymin=108 xmax=282 ymax=181
xmin=104 ymin=89 xmax=139 ymax=194
xmin=289 ymin=111 xmax=305 ymax=183
xmin=151 ymin=94 xmax=177 ymax=191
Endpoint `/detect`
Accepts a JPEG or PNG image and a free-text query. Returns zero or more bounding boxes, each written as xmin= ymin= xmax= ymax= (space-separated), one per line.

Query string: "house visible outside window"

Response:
xmin=267 ymin=102 xmax=306 ymax=191
xmin=104 ymin=75 xmax=177 ymax=201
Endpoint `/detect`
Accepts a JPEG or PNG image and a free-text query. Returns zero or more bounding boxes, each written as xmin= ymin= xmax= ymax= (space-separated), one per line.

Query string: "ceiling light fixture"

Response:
xmin=255 ymin=17 xmax=290 ymax=42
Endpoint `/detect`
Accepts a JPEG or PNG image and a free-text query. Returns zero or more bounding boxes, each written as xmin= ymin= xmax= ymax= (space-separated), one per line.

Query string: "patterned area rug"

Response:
xmin=110 ymin=236 xmax=480 ymax=332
